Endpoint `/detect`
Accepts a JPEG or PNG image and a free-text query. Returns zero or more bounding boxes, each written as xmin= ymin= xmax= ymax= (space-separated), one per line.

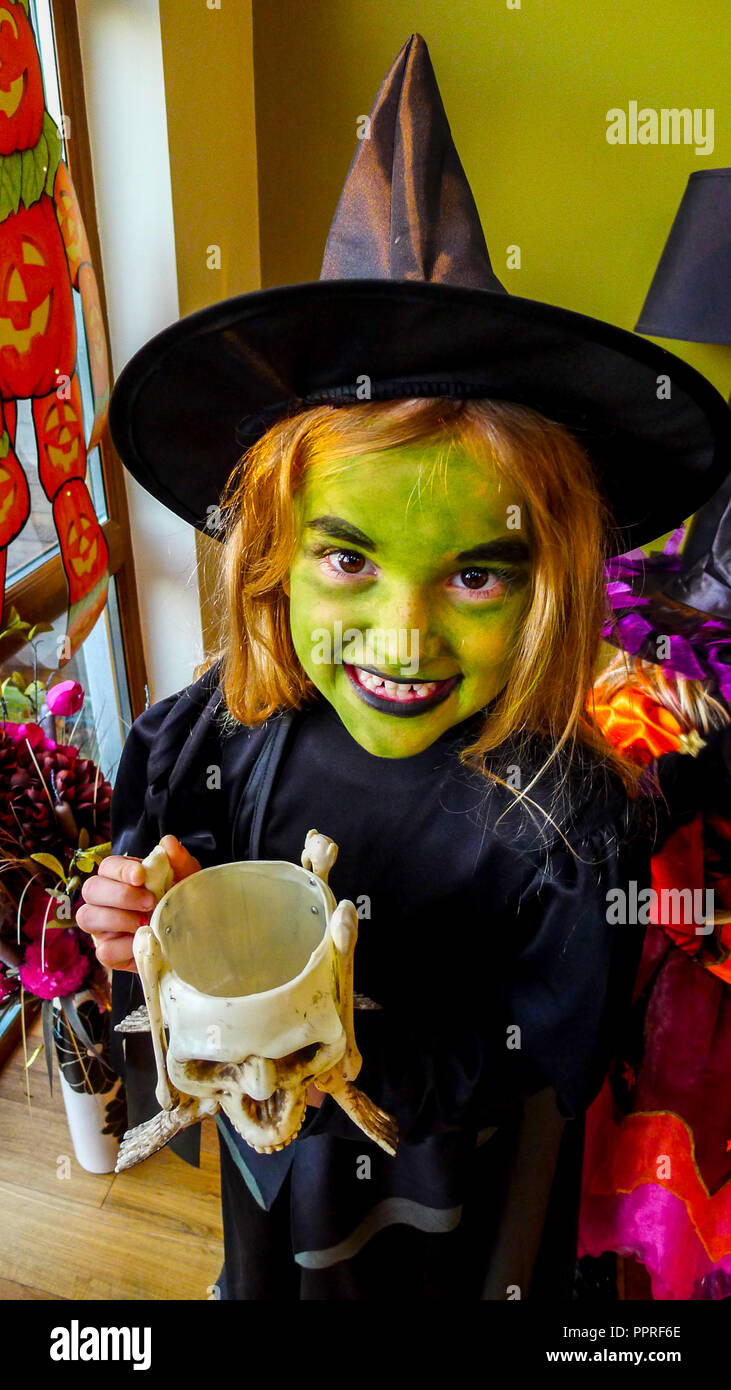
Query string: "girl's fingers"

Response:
xmin=80 ymin=840 xmax=200 ymax=978
xmin=97 ymin=854 xmax=147 ymax=886
xmin=80 ymin=875 xmax=156 ymax=913
xmin=90 ymin=931 xmax=139 ymax=972
xmin=76 ymin=904 xmax=147 ymax=936
xmin=159 ymin=835 xmax=202 ymax=880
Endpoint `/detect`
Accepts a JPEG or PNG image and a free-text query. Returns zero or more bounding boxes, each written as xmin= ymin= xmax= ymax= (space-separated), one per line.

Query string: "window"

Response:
xmin=0 ymin=0 xmax=147 ymax=1048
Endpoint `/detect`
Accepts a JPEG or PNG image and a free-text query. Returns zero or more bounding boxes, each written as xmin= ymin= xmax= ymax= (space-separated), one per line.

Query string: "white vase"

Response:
xmin=57 ymin=1067 xmax=122 ymax=1173
xmin=52 ymin=991 xmax=122 ymax=1174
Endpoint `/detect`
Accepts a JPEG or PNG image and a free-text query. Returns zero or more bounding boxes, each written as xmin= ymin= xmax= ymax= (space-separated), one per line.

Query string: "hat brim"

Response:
xmin=108 ymin=279 xmax=731 ymax=552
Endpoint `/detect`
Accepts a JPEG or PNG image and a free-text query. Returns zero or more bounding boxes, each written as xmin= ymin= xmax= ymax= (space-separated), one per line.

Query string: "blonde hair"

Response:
xmin=204 ymin=397 xmax=642 ymax=800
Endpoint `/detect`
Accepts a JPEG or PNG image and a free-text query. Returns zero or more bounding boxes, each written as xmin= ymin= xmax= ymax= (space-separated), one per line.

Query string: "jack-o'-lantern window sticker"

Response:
xmin=0 ymin=0 xmax=110 ymax=665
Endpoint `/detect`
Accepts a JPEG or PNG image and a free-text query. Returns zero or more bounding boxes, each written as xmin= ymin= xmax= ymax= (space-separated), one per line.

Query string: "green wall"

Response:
xmin=252 ymin=0 xmax=730 ymax=398
xmin=160 ymin=0 xmax=260 ymax=313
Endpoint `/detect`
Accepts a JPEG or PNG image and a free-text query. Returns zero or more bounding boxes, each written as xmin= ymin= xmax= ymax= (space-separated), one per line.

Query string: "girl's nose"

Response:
xmin=369 ymin=585 xmax=445 ymax=664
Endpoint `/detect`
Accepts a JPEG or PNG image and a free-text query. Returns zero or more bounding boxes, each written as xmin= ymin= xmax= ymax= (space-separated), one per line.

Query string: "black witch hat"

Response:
xmin=108 ymin=34 xmax=731 ymax=553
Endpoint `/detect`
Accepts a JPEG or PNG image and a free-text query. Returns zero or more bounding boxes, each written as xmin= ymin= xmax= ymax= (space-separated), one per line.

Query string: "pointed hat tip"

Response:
xmin=320 ymin=30 xmax=505 ymax=294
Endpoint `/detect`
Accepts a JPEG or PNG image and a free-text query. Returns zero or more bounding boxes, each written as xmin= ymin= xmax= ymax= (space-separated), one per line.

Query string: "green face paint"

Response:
xmin=288 ymin=442 xmax=531 ymax=758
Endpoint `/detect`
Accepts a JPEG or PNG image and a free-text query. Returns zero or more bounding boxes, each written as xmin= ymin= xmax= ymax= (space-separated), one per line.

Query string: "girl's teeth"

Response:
xmin=355 ymin=667 xmax=443 ymax=700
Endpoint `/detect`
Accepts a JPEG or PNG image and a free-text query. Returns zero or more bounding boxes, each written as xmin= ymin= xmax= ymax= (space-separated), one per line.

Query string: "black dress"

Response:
xmin=110 ymin=662 xmax=652 ymax=1300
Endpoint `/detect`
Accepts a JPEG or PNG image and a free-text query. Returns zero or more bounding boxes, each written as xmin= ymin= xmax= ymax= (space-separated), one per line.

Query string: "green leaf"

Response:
xmin=42 ymin=999 xmax=54 ymax=1095
xmin=19 ymin=115 xmax=61 ymax=211
xmin=0 ymin=606 xmax=29 ymax=640
xmin=30 ymin=852 xmax=67 ymax=882
xmin=27 ymin=623 xmax=53 ymax=641
xmin=0 ymin=148 xmax=23 ymax=220
xmin=78 ymin=826 xmax=90 ymax=851
xmin=10 ymin=671 xmax=26 ymax=690
xmin=19 ymin=147 xmax=36 ymax=210
xmin=58 ymin=994 xmax=105 ymax=1061
xmin=0 ymin=114 xmax=62 ymax=224
xmin=88 ymin=842 xmax=112 ymax=864
xmin=1 ymin=676 xmax=20 ymax=695
xmin=41 ymin=114 xmax=62 ymax=197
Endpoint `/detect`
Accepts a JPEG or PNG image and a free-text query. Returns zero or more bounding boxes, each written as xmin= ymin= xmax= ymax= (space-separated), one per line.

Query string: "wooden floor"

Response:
xmin=0 ymin=1013 xmax=224 ymax=1301
xmin=1 ymin=1016 xmax=655 ymax=1303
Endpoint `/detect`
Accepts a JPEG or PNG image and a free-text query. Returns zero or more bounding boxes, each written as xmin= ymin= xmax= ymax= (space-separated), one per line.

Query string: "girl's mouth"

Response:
xmin=344 ymin=662 xmax=461 ymax=717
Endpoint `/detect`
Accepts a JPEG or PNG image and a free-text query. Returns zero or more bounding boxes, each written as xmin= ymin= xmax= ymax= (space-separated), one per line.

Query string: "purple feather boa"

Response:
xmin=603 ymin=528 xmax=731 ymax=701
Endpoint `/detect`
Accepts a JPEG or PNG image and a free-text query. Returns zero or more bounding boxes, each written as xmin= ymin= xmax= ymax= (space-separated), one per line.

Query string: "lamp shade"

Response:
xmin=635 ymin=168 xmax=731 ymax=344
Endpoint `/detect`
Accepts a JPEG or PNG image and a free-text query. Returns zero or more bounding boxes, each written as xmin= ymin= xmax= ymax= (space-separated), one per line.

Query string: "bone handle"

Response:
xmin=329 ymin=899 xmax=362 ymax=1081
xmin=132 ymin=843 xmax=176 ymax=1111
xmin=138 ymin=843 xmax=175 ymax=902
xmin=315 ymin=1073 xmax=398 ymax=1156
xmin=301 ymin=829 xmax=338 ymax=886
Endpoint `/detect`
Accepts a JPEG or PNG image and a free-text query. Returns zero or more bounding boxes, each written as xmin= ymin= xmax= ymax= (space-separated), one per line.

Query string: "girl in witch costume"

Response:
xmin=77 ymin=36 xmax=731 ymax=1299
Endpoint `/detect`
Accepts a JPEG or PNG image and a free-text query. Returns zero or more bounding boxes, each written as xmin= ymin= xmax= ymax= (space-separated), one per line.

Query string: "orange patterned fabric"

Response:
xmin=583 ymin=1081 xmax=731 ymax=1266
xmin=592 ymin=684 xmax=731 ymax=976
xmin=591 ymin=687 xmax=684 ymax=763
xmin=580 ymin=679 xmax=731 ymax=1298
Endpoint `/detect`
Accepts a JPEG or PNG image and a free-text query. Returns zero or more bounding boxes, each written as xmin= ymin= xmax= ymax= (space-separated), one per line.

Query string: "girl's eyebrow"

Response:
xmin=455 ymin=539 xmax=530 ymax=565
xmin=306 ymin=516 xmax=530 ymax=566
xmin=306 ymin=516 xmax=378 ymax=549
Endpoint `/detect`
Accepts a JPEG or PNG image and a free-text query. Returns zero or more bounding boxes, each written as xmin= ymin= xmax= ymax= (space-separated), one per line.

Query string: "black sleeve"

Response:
xmin=504 ymin=809 xmax=649 ymax=1120
xmin=108 ymin=694 xmax=208 ymax=1168
xmin=650 ymin=723 xmax=731 ymax=853
xmin=108 ymin=695 xmax=178 ymax=1085
xmin=110 ymin=696 xmax=178 ymax=859
xmin=354 ymin=804 xmax=649 ymax=1142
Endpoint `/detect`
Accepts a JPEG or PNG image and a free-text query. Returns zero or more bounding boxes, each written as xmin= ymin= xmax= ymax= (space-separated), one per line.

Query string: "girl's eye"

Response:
xmin=448 ymin=567 xmax=509 ymax=600
xmin=320 ymin=549 xmax=376 ymax=579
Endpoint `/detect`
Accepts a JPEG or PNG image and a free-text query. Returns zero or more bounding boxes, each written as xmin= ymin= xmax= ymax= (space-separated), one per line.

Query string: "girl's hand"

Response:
xmin=76 ymin=834 xmax=202 ymax=973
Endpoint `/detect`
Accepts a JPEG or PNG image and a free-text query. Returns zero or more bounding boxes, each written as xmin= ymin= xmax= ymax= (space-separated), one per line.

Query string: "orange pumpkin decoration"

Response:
xmin=53 ymin=162 xmax=91 ymax=277
xmin=0 ymin=2 xmax=44 ymax=155
xmin=0 ymin=445 xmax=29 ymax=545
xmin=0 ymin=194 xmax=76 ymax=398
xmin=78 ymin=263 xmax=109 ymax=447
xmin=33 ymin=376 xmax=87 ymax=498
xmin=52 ymin=478 xmax=108 ymax=605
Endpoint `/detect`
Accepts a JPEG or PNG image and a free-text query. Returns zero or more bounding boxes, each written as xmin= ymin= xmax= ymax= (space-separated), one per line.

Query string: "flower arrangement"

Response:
xmin=603 ymin=528 xmax=731 ymax=702
xmin=0 ymin=617 xmax=115 ymax=1103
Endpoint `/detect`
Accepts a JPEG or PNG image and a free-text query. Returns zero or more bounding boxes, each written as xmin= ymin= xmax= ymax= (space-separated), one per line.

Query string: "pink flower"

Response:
xmin=46 ymin=681 xmax=84 ymax=718
xmin=17 ymin=722 xmax=47 ymax=749
xmin=6 ymin=721 xmax=57 ymax=751
xmin=0 ymin=969 xmax=20 ymax=1001
xmin=19 ymin=929 xmax=89 ymax=999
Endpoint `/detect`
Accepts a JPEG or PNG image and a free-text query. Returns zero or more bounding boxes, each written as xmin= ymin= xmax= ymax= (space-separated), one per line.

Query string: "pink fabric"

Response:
xmin=580 ymin=1186 xmax=731 ymax=1301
